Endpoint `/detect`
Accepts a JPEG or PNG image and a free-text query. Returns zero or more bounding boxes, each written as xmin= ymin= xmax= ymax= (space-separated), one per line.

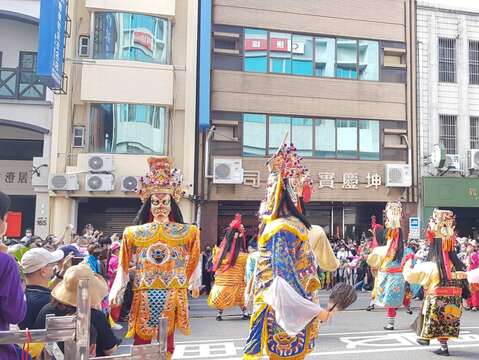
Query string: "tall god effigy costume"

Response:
xmin=403 ymin=209 xmax=469 ymax=356
xmin=109 ymin=157 xmax=200 ymax=359
xmin=367 ymin=201 xmax=412 ymax=330
xmin=208 ymin=214 xmax=249 ymax=320
xmin=243 ymin=143 xmax=334 ymax=360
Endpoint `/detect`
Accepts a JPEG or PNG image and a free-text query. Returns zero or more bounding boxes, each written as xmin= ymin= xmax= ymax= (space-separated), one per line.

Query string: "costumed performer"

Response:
xmin=208 ymin=213 xmax=249 ymax=320
xmin=367 ymin=201 xmax=412 ymax=330
xmin=109 ymin=157 xmax=201 ymax=359
xmin=366 ymin=215 xmax=384 ymax=311
xmin=243 ymin=143 xmax=333 ymax=360
xmin=403 ymin=209 xmax=469 ymax=356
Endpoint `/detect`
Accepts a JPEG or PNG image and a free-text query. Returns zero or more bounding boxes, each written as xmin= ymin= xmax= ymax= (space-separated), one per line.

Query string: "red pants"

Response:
xmin=110 ymin=306 xmax=121 ymax=322
xmin=387 ymin=307 xmax=397 ymax=318
xmin=134 ymin=334 xmax=175 ymax=354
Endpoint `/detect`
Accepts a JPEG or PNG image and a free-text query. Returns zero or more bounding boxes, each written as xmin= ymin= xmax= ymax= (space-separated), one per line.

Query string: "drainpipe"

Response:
xmin=204 ymin=126 xmax=216 ymax=179
xmin=401 ymin=134 xmax=412 ymax=167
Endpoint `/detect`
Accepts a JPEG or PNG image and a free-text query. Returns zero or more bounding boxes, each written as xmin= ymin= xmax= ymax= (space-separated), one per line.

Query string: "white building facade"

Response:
xmin=417 ymin=1 xmax=479 ymax=235
xmin=0 ymin=0 xmax=53 ymax=238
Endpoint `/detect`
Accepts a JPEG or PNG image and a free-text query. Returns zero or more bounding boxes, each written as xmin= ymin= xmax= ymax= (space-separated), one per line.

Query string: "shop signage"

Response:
xmin=244 ymin=38 xmax=305 ymax=54
xmin=133 ymin=30 xmax=153 ymax=52
xmin=318 ymin=172 xmax=382 ymax=190
xmin=409 ymin=217 xmax=420 ymax=239
xmin=37 ymin=0 xmax=68 ymax=89
xmin=0 ymin=161 xmax=33 ymax=194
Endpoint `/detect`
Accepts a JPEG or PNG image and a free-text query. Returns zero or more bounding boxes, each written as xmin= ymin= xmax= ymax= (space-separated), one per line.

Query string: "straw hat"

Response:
xmin=52 ymin=263 xmax=108 ymax=308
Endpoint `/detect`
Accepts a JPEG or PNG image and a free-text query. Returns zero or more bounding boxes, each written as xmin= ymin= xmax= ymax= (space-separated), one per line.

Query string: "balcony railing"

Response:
xmin=0 ymin=67 xmax=46 ymax=100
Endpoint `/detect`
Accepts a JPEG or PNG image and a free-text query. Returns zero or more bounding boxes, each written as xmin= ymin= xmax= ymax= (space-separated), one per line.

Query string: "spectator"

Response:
xmin=18 ymin=248 xmax=64 ymax=329
xmin=201 ymin=246 xmax=213 ymax=295
xmin=0 ymin=191 xmax=27 ymax=360
xmin=34 ymin=264 xmax=120 ymax=356
xmin=20 ymin=228 xmax=33 ymax=245
xmin=86 ymin=243 xmax=103 ymax=274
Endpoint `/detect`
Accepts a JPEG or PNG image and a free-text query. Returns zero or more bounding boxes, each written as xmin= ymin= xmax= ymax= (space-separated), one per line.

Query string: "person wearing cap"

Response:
xmin=0 ymin=190 xmax=27 ymax=360
xmin=107 ymin=241 xmax=123 ymax=330
xmin=34 ymin=263 xmax=120 ymax=356
xmin=18 ymin=248 xmax=64 ymax=330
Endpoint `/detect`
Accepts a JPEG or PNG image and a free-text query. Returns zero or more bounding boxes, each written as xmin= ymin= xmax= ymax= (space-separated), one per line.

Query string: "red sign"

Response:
xmin=270 ymin=38 xmax=290 ymax=52
xmin=5 ymin=211 xmax=22 ymax=238
xmin=244 ymin=38 xmax=267 ymax=51
xmin=133 ymin=30 xmax=153 ymax=51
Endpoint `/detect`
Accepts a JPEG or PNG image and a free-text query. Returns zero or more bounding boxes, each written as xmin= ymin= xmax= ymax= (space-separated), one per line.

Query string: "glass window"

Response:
xmin=471 ymin=116 xmax=479 ymax=149
xmin=337 ymin=119 xmax=357 ymax=158
xmin=0 ymin=139 xmax=43 ymax=160
xmin=358 ymin=40 xmax=379 ymax=81
xmin=90 ymin=104 xmax=167 ymax=154
xmin=359 ymin=120 xmax=380 ymax=159
xmin=18 ymin=52 xmax=45 ymax=99
xmin=73 ymin=127 xmax=86 ymax=147
xmin=314 ymin=119 xmax=336 ymax=158
xmin=469 ymin=41 xmax=479 ymax=85
xmin=438 ymin=38 xmax=456 ymax=83
xmin=269 ymin=32 xmax=292 ymax=74
xmin=439 ymin=114 xmax=457 ymax=154
xmin=314 ymin=37 xmax=335 ymax=77
xmin=243 ymin=114 xmax=266 ymax=156
xmin=292 ymin=117 xmax=313 ymax=156
xmin=244 ymin=29 xmax=268 ymax=73
xmin=336 ymin=39 xmax=358 ymax=79
xmin=93 ymin=12 xmax=169 ymax=64
xmin=292 ymin=35 xmax=313 ymax=76
xmin=268 ymin=116 xmax=291 ymax=154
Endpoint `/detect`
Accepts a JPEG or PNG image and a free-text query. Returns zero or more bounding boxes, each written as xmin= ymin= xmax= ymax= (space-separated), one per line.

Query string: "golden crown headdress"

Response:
xmin=426 ymin=209 xmax=456 ymax=252
xmin=260 ymin=139 xmax=313 ymax=222
xmin=137 ymin=157 xmax=186 ymax=203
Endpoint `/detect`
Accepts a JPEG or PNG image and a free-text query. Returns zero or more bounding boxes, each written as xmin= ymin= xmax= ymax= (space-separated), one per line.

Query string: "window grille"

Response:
xmin=471 ymin=117 xmax=479 ymax=149
xmin=470 ymin=41 xmax=479 ymax=85
xmin=438 ymin=38 xmax=456 ymax=83
xmin=439 ymin=115 xmax=457 ymax=154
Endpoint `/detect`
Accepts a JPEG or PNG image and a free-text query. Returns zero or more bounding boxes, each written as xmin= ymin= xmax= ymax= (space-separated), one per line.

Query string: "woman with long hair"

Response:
xmin=367 ymin=201 xmax=413 ymax=330
xmin=208 ymin=214 xmax=249 ymax=320
xmin=404 ymin=209 xmax=469 ymax=356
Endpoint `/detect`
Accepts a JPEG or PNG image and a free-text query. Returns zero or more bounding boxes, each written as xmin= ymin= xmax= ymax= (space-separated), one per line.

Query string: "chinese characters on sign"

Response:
xmin=469 ymin=187 xmax=478 ymax=200
xmin=1 ymin=171 xmax=31 ymax=184
xmin=317 ymin=172 xmax=382 ymax=190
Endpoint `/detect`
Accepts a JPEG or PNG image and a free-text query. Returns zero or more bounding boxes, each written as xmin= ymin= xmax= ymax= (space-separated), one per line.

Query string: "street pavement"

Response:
xmin=116 ymin=291 xmax=479 ymax=359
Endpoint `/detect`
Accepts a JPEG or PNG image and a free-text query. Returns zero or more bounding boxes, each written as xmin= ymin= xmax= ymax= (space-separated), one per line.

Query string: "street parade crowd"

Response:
xmin=1 ymin=144 xmax=479 ymax=359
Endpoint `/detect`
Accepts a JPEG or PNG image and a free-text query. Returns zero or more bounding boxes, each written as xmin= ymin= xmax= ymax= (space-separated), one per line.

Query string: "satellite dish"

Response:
xmin=431 ymin=144 xmax=446 ymax=168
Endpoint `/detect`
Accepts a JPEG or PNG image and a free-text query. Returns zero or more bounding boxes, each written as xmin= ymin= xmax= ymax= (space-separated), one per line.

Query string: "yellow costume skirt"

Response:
xmin=208 ymin=260 xmax=246 ymax=310
xmin=127 ymin=287 xmax=190 ymax=340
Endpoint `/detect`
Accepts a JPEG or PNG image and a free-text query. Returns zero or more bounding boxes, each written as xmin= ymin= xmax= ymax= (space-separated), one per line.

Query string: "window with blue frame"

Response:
xmin=243 ymin=28 xmax=380 ymax=82
xmin=243 ymin=114 xmax=267 ymax=156
xmin=93 ymin=12 xmax=169 ymax=64
xmin=292 ymin=35 xmax=313 ymax=76
xmin=269 ymin=32 xmax=292 ymax=74
xmin=359 ymin=120 xmax=380 ymax=159
xmin=90 ymin=103 xmax=167 ymax=154
xmin=314 ymin=119 xmax=336 ymax=158
xmin=244 ymin=29 xmax=268 ymax=73
xmin=336 ymin=39 xmax=358 ymax=79
xmin=243 ymin=114 xmax=381 ymax=159
xmin=315 ymin=37 xmax=335 ymax=77
xmin=337 ymin=119 xmax=358 ymax=158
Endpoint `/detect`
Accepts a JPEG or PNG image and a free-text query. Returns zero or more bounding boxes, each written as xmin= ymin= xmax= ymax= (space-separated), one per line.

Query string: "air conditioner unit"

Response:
xmin=385 ymin=164 xmax=412 ymax=187
xmin=48 ymin=174 xmax=79 ymax=191
xmin=121 ymin=176 xmax=139 ymax=192
xmin=85 ymin=174 xmax=115 ymax=192
xmin=468 ymin=149 xmax=479 ymax=170
xmin=213 ymin=158 xmax=244 ymax=184
xmin=78 ymin=35 xmax=90 ymax=57
xmin=87 ymin=154 xmax=114 ymax=173
xmin=445 ymin=154 xmax=461 ymax=170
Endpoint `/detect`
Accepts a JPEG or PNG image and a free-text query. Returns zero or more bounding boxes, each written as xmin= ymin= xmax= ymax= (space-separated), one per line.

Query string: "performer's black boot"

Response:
xmin=216 ymin=310 xmax=223 ymax=321
xmin=383 ymin=317 xmax=395 ymax=330
xmin=405 ymin=306 xmax=413 ymax=315
xmin=366 ymin=304 xmax=375 ymax=311
xmin=416 ymin=338 xmax=430 ymax=346
xmin=434 ymin=341 xmax=449 ymax=356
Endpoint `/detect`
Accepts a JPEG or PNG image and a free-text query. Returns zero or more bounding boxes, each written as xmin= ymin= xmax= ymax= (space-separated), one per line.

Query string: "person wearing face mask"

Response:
xmin=109 ymin=157 xmax=200 ymax=359
xmin=18 ymin=248 xmax=65 ymax=329
xmin=0 ymin=191 xmax=27 ymax=360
